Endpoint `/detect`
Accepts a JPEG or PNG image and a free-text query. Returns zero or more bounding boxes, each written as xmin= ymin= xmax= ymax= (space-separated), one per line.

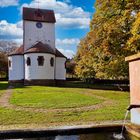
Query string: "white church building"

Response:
xmin=8 ymin=7 xmax=66 ymax=86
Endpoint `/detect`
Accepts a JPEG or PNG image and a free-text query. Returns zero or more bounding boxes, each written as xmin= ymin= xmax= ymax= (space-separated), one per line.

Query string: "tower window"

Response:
xmin=38 ymin=56 xmax=44 ymax=66
xmin=9 ymin=60 xmax=11 ymax=67
xmin=50 ymin=57 xmax=54 ymax=67
xmin=27 ymin=57 xmax=31 ymax=66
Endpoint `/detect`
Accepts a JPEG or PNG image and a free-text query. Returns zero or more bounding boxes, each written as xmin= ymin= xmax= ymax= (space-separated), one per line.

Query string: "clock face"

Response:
xmin=36 ymin=22 xmax=43 ymax=28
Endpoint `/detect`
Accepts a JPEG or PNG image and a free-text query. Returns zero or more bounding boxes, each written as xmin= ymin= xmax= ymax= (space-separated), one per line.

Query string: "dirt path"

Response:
xmin=0 ymin=86 xmax=14 ymax=108
xmin=0 ymin=87 xmax=116 ymax=113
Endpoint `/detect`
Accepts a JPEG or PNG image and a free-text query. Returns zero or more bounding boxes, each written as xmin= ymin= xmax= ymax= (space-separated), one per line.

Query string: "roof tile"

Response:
xmin=9 ymin=42 xmax=66 ymax=58
xmin=9 ymin=45 xmax=24 ymax=56
xmin=24 ymin=42 xmax=55 ymax=54
xmin=23 ymin=7 xmax=56 ymax=23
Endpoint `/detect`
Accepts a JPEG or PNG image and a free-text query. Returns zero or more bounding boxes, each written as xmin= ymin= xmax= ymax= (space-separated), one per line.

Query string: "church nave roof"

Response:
xmin=24 ymin=42 xmax=55 ymax=54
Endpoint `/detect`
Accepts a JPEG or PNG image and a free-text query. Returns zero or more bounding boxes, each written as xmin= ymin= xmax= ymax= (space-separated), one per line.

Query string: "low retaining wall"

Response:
xmin=9 ymin=79 xmax=66 ymax=87
xmin=0 ymin=125 xmax=122 ymax=139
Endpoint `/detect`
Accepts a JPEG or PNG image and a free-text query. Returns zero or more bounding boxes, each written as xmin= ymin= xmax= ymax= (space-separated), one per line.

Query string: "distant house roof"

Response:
xmin=9 ymin=45 xmax=24 ymax=56
xmin=23 ymin=7 xmax=56 ymax=23
xmin=24 ymin=42 xmax=55 ymax=54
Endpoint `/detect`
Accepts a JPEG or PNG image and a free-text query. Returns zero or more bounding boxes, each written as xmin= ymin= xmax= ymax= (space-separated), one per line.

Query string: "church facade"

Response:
xmin=8 ymin=7 xmax=66 ymax=86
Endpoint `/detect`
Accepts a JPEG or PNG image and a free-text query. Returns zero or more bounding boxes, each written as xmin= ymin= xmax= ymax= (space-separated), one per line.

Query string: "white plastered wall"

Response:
xmin=55 ymin=57 xmax=66 ymax=80
xmin=24 ymin=53 xmax=55 ymax=80
xmin=8 ymin=55 xmax=24 ymax=80
xmin=23 ymin=20 xmax=55 ymax=51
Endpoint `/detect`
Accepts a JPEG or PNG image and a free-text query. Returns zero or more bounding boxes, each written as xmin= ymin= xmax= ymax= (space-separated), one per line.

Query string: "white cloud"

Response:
xmin=56 ymin=14 xmax=90 ymax=29
xmin=0 ymin=39 xmax=23 ymax=44
xmin=21 ymin=0 xmax=90 ymax=29
xmin=12 ymin=39 xmax=23 ymax=44
xmin=0 ymin=0 xmax=18 ymax=7
xmin=56 ymin=38 xmax=80 ymax=47
xmin=0 ymin=20 xmax=23 ymax=39
xmin=57 ymin=48 xmax=75 ymax=59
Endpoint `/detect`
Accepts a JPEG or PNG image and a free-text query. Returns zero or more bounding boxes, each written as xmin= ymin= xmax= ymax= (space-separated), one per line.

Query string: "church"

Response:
xmin=8 ymin=7 xmax=66 ymax=86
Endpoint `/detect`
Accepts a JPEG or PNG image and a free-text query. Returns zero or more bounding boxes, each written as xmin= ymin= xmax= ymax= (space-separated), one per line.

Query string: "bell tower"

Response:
xmin=23 ymin=7 xmax=56 ymax=51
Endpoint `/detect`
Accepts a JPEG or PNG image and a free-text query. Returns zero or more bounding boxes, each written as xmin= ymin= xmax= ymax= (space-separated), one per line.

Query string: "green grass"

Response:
xmin=10 ymin=86 xmax=130 ymax=122
xmin=11 ymin=86 xmax=103 ymax=109
xmin=0 ymin=105 xmax=129 ymax=126
xmin=0 ymin=82 xmax=130 ymax=127
xmin=88 ymin=89 xmax=129 ymax=100
xmin=0 ymin=107 xmax=48 ymax=125
xmin=0 ymin=81 xmax=8 ymax=96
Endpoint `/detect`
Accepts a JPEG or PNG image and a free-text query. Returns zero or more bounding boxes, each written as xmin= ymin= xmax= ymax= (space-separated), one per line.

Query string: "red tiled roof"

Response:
xmin=55 ymin=49 xmax=67 ymax=58
xmin=9 ymin=42 xmax=66 ymax=58
xmin=24 ymin=42 xmax=55 ymax=54
xmin=9 ymin=45 xmax=24 ymax=56
xmin=23 ymin=7 xmax=56 ymax=23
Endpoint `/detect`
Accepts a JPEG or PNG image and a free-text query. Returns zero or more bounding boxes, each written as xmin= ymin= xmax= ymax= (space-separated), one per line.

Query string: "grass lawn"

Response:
xmin=0 ymin=82 xmax=130 ymax=128
xmin=0 ymin=107 xmax=48 ymax=125
xmin=10 ymin=86 xmax=103 ymax=109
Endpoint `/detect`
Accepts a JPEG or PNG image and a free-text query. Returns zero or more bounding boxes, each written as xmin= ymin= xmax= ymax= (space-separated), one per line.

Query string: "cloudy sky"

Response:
xmin=0 ymin=0 xmax=95 ymax=58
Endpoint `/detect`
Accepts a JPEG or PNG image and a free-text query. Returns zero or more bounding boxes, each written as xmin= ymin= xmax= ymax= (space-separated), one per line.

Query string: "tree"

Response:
xmin=66 ymin=59 xmax=76 ymax=78
xmin=75 ymin=0 xmax=140 ymax=80
xmin=75 ymin=37 xmax=96 ymax=79
xmin=0 ymin=52 xmax=8 ymax=78
xmin=128 ymin=12 xmax=140 ymax=52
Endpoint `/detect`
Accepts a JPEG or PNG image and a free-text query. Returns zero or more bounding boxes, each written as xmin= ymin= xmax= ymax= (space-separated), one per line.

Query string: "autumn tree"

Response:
xmin=75 ymin=0 xmax=140 ymax=80
xmin=75 ymin=37 xmax=96 ymax=79
xmin=128 ymin=12 xmax=140 ymax=52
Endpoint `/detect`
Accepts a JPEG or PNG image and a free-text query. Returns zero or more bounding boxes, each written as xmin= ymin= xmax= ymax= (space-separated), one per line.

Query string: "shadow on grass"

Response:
xmin=0 ymin=81 xmax=9 ymax=90
xmin=59 ymin=81 xmax=129 ymax=92
xmin=8 ymin=80 xmax=129 ymax=92
xmin=0 ymin=81 xmax=30 ymax=90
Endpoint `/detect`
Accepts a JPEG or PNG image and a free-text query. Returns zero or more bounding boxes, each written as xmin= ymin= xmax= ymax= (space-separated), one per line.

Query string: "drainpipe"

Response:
xmin=127 ymin=105 xmax=140 ymax=111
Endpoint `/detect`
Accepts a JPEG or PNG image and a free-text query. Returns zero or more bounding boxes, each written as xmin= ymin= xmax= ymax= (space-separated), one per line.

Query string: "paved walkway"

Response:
xmin=0 ymin=87 xmax=116 ymax=113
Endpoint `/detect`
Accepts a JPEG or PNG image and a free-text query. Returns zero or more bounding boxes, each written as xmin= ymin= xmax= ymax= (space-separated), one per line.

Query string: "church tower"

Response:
xmin=23 ymin=7 xmax=56 ymax=51
xmin=8 ymin=7 xmax=66 ymax=86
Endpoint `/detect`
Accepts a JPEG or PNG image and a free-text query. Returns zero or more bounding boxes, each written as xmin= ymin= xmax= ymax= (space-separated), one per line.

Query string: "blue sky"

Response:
xmin=0 ymin=0 xmax=95 ymax=58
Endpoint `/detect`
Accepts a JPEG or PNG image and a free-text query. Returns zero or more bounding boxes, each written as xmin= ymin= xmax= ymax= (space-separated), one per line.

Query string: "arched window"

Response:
xmin=50 ymin=57 xmax=54 ymax=67
xmin=9 ymin=60 xmax=11 ymax=68
xmin=38 ymin=56 xmax=44 ymax=66
xmin=27 ymin=57 xmax=31 ymax=66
